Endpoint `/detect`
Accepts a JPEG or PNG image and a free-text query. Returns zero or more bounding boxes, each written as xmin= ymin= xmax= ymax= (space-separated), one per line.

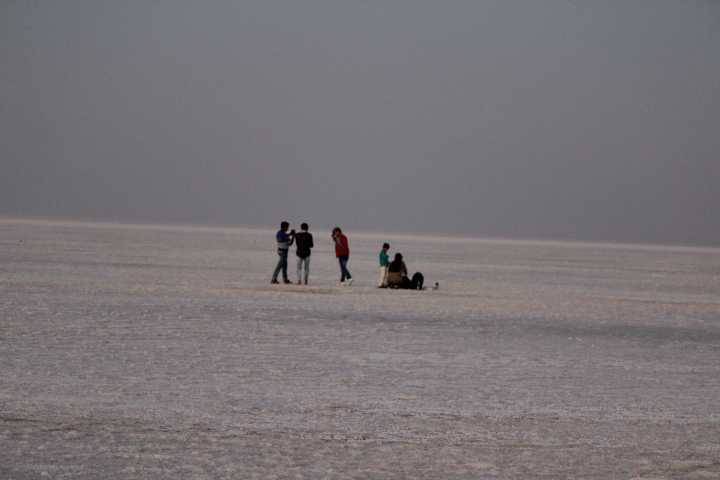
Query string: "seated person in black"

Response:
xmin=386 ymin=253 xmax=424 ymax=290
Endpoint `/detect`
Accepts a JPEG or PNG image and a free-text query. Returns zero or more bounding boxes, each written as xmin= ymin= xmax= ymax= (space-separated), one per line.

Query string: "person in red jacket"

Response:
xmin=331 ymin=227 xmax=353 ymax=286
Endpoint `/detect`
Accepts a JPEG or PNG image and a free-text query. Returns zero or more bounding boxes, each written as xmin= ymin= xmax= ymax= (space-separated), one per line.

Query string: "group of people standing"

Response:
xmin=271 ymin=222 xmax=353 ymax=286
xmin=271 ymin=222 xmax=422 ymax=289
xmin=271 ymin=221 xmax=315 ymax=285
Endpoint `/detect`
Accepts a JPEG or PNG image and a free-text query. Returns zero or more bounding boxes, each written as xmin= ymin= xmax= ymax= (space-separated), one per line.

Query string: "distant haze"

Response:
xmin=2 ymin=1 xmax=719 ymax=245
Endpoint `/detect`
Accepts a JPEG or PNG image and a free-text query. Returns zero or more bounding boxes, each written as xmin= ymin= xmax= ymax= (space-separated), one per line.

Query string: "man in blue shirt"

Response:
xmin=271 ymin=221 xmax=295 ymax=284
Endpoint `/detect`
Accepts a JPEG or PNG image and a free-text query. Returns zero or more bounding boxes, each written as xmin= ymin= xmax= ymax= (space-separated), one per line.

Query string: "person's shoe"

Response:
xmin=283 ymin=279 xmax=292 ymax=284
xmin=297 ymin=281 xmax=302 ymax=285
xmin=304 ymin=280 xmax=308 ymax=285
xmin=378 ymin=285 xmax=386 ymax=288
xmin=338 ymin=281 xmax=345 ymax=286
xmin=271 ymin=278 xmax=279 ymax=284
xmin=345 ymin=278 xmax=354 ymax=286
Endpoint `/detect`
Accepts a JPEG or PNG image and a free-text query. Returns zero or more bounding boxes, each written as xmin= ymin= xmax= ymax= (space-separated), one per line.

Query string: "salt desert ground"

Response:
xmin=1 ymin=218 xmax=719 ymax=479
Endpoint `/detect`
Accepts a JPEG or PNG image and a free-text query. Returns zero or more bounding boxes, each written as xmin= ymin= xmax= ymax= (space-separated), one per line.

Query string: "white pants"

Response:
xmin=297 ymin=257 xmax=310 ymax=283
xmin=379 ymin=265 xmax=388 ymax=286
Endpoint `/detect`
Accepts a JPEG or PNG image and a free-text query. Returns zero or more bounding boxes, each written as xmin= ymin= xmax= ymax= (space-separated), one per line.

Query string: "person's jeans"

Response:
xmin=338 ymin=254 xmax=351 ymax=282
xmin=272 ymin=249 xmax=289 ymax=280
xmin=297 ymin=256 xmax=310 ymax=283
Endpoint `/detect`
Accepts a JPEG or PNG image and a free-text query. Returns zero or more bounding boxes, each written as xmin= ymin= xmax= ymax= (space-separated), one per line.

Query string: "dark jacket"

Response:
xmin=295 ymin=231 xmax=314 ymax=258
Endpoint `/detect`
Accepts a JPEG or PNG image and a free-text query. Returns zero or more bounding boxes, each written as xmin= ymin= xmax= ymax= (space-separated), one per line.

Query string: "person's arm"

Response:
xmin=335 ymin=236 xmax=346 ymax=251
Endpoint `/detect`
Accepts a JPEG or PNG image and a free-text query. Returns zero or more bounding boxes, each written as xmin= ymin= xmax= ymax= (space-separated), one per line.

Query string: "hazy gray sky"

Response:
xmin=2 ymin=1 xmax=719 ymax=245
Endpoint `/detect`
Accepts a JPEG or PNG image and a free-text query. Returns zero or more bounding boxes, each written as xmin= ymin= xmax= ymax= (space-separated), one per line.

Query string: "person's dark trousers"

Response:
xmin=338 ymin=255 xmax=351 ymax=282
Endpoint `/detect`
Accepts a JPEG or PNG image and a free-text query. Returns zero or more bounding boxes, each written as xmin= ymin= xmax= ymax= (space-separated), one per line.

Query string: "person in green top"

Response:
xmin=378 ymin=243 xmax=390 ymax=288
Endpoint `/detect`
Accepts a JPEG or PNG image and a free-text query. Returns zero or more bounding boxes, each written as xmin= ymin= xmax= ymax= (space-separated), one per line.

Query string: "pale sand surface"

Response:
xmin=1 ymin=218 xmax=719 ymax=479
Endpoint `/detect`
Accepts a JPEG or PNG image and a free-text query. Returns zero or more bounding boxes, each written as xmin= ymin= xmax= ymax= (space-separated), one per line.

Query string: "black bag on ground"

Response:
xmin=401 ymin=272 xmax=424 ymax=290
xmin=411 ymin=272 xmax=424 ymax=290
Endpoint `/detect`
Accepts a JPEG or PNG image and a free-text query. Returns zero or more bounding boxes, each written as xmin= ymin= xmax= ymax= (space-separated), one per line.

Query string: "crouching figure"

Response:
xmin=386 ymin=253 xmax=424 ymax=290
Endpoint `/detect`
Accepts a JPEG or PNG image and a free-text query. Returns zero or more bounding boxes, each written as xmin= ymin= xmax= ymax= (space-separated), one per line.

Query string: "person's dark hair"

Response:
xmin=383 ymin=243 xmax=390 ymax=249
xmin=281 ymin=221 xmax=289 ymax=229
xmin=389 ymin=252 xmax=403 ymax=272
xmin=333 ymin=227 xmax=342 ymax=233
xmin=301 ymin=223 xmax=308 ymax=230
